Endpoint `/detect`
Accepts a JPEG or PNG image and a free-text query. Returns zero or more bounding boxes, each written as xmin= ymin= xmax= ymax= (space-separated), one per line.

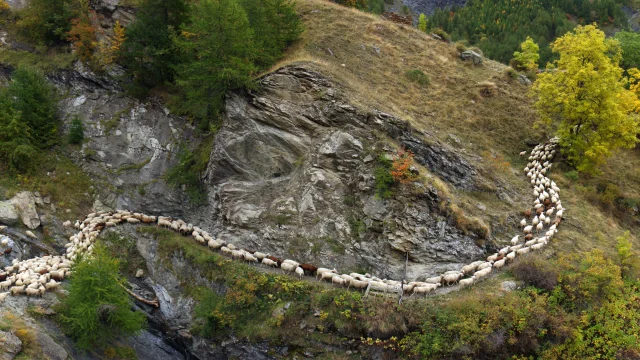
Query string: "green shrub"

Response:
xmin=68 ymin=116 xmax=84 ymax=144
xmin=7 ymin=67 xmax=60 ymax=148
xmin=16 ymin=0 xmax=79 ymax=45
xmin=405 ymin=69 xmax=430 ymax=87
xmin=0 ymin=67 xmax=60 ymax=172
xmin=165 ymin=138 xmax=213 ymax=205
xmin=564 ymin=170 xmax=579 ymax=181
xmin=374 ymin=155 xmax=395 ymax=199
xmin=431 ymin=28 xmax=451 ymax=42
xmin=504 ymin=66 xmax=519 ymax=79
xmin=58 ymin=243 xmax=146 ymax=349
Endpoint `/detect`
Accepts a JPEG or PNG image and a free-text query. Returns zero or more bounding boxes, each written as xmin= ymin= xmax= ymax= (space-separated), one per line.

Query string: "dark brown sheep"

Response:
xmin=300 ymin=263 xmax=318 ymax=276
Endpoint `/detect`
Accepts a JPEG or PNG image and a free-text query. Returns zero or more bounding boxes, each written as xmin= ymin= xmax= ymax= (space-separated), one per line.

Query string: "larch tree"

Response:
xmin=174 ymin=0 xmax=257 ymax=126
xmin=532 ymin=25 xmax=640 ymax=174
xmin=119 ymin=0 xmax=188 ymax=95
xmin=512 ymin=36 xmax=539 ymax=71
xmin=418 ymin=13 xmax=427 ymax=32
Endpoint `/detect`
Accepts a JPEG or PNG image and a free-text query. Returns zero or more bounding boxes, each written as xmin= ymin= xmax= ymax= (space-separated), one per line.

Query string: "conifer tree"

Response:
xmin=120 ymin=0 xmax=188 ymax=95
xmin=17 ymin=0 xmax=78 ymax=44
xmin=174 ymin=0 xmax=256 ymax=125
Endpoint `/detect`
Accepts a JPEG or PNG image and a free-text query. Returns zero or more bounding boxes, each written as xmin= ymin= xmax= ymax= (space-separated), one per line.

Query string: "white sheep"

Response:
xmin=473 ymin=266 xmax=492 ymax=280
xmin=493 ymin=258 xmax=506 ymax=269
xmin=295 ymin=267 xmax=304 ymax=278
xmin=510 ymin=235 xmax=520 ymax=245
xmin=459 ymin=277 xmax=475 ymax=288
xmin=261 ymin=258 xmax=278 ymax=267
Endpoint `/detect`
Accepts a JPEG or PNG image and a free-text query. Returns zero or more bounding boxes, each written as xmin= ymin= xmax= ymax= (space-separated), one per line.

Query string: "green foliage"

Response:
xmin=532 ymin=25 xmax=640 ymax=174
xmin=16 ymin=0 xmax=79 ymax=44
xmin=165 ymin=137 xmax=213 ymax=205
xmin=402 ymin=250 xmax=640 ymax=359
xmin=404 ymin=69 xmax=430 ymax=87
xmin=68 ymin=116 xmax=84 ymax=144
xmin=417 ymin=13 xmax=427 ymax=32
xmin=512 ymin=36 xmax=540 ymax=71
xmin=367 ymin=0 xmax=384 ymax=14
xmin=8 ymin=67 xmax=60 ymax=148
xmin=428 ymin=0 xmax=628 ymax=65
xmin=0 ymin=67 xmax=60 ymax=172
xmin=431 ymin=28 xmax=451 ymax=42
xmin=119 ymin=0 xmax=188 ymax=95
xmin=238 ymin=0 xmax=302 ymax=68
xmin=173 ymin=0 xmax=256 ymax=124
xmin=374 ymin=155 xmax=394 ymax=199
xmin=564 ymin=170 xmax=579 ymax=181
xmin=173 ymin=0 xmax=301 ymax=125
xmin=58 ymin=243 xmax=146 ymax=349
xmin=615 ymin=31 xmax=640 ymax=69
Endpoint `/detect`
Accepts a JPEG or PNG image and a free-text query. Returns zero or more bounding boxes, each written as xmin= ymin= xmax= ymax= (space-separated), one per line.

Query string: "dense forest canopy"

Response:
xmin=427 ymin=0 xmax=630 ymax=65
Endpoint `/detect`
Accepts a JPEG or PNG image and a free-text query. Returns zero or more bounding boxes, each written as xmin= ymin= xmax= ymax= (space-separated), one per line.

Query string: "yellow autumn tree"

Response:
xmin=512 ymin=36 xmax=539 ymax=71
xmin=531 ymin=24 xmax=640 ymax=174
xmin=96 ymin=20 xmax=126 ymax=67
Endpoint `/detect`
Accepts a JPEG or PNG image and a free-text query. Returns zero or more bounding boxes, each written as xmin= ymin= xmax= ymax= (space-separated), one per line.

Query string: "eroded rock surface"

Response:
xmin=201 ymin=66 xmax=484 ymax=279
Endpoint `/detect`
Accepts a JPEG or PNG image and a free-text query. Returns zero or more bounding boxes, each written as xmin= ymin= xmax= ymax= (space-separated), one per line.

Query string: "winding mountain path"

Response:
xmin=0 ymin=138 xmax=565 ymax=301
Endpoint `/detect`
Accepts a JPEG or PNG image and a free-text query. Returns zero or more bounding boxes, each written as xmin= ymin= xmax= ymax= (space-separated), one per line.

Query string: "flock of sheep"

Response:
xmin=0 ymin=138 xmax=565 ymax=302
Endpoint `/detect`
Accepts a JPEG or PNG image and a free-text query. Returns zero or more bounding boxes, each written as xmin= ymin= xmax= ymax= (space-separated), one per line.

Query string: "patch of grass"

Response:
xmin=348 ymin=216 xmax=365 ymax=238
xmin=116 ymin=157 xmax=151 ymax=174
xmin=165 ymin=136 xmax=214 ymax=205
xmin=0 ymin=312 xmax=45 ymax=359
xmin=0 ymin=148 xmax=96 ymax=220
xmin=101 ymin=231 xmax=146 ymax=275
xmin=324 ymin=236 xmax=346 ymax=254
xmin=0 ymin=47 xmax=76 ymax=73
xmin=374 ymin=155 xmax=394 ymax=199
xmin=405 ymin=69 xmax=430 ymax=87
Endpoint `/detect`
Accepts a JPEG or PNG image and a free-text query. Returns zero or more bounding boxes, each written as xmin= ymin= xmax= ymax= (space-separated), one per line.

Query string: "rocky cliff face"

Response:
xmin=52 ymin=62 xmax=196 ymax=218
xmin=199 ymin=65 xmax=485 ymax=280
xmin=401 ymin=0 xmax=468 ymax=17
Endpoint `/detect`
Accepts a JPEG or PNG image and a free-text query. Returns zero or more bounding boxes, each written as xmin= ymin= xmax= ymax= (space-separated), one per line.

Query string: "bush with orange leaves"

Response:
xmin=391 ymin=148 xmax=419 ymax=184
xmin=67 ymin=8 xmax=98 ymax=62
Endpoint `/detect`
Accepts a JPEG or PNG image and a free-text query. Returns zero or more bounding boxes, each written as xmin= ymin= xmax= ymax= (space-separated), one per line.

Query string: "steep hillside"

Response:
xmin=280 ymin=0 xmax=640 ymax=254
xmin=1 ymin=0 xmax=640 ymax=358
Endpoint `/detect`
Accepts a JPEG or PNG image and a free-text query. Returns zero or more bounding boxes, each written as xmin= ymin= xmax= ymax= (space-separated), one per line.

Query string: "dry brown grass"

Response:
xmin=280 ymin=0 xmax=640 ymax=253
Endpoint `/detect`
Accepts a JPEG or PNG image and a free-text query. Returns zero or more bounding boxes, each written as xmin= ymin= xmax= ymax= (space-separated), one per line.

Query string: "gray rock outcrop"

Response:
xmin=0 ymin=192 xmax=40 ymax=229
xmin=0 ymin=331 xmax=22 ymax=360
xmin=0 ymin=201 xmax=18 ymax=226
xmin=461 ymin=50 xmax=483 ymax=65
xmin=200 ymin=65 xmax=485 ymax=279
xmin=11 ymin=192 xmax=40 ymax=229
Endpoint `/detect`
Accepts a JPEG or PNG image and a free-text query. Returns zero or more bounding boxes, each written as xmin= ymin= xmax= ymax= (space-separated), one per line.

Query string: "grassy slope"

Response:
xmin=272 ymin=0 xmax=640 ymax=254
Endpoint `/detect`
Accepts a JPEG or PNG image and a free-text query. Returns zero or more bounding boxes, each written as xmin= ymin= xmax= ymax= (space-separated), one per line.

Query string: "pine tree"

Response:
xmin=16 ymin=0 xmax=78 ymax=44
xmin=532 ymin=25 xmax=640 ymax=174
xmin=239 ymin=0 xmax=302 ymax=67
xmin=120 ymin=0 xmax=188 ymax=95
xmin=174 ymin=0 xmax=257 ymax=125
xmin=59 ymin=243 xmax=146 ymax=349
xmin=7 ymin=67 xmax=60 ymax=149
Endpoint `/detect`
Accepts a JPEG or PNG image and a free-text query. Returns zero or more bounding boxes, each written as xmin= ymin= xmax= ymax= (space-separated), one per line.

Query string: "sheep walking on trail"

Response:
xmin=2 ymin=139 xmax=564 ymax=301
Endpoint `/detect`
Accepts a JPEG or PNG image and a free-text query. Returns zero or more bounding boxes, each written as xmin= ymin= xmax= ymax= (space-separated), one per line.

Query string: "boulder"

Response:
xmin=461 ymin=50 xmax=483 ymax=65
xmin=0 ymin=201 xmax=18 ymax=226
xmin=11 ymin=192 xmax=40 ymax=229
xmin=0 ymin=330 xmax=22 ymax=360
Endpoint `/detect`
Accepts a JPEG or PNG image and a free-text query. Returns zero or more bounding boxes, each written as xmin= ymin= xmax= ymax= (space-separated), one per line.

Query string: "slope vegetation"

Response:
xmin=277 ymin=0 xmax=639 ymax=254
